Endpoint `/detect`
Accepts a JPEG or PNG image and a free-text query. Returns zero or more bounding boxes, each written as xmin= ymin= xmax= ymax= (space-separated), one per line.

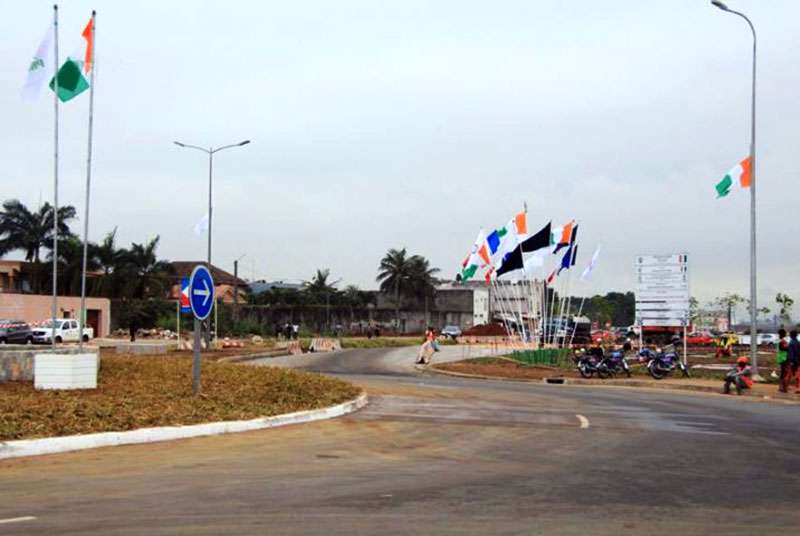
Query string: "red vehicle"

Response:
xmin=685 ymin=332 xmax=713 ymax=345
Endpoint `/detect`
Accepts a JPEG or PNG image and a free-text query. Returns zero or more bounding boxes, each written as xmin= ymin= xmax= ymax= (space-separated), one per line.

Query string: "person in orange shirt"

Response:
xmin=723 ymin=356 xmax=753 ymax=395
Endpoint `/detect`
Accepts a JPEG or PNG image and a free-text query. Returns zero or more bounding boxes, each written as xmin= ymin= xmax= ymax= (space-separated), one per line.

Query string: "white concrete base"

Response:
xmin=34 ymin=353 xmax=98 ymax=390
xmin=0 ymin=392 xmax=367 ymax=460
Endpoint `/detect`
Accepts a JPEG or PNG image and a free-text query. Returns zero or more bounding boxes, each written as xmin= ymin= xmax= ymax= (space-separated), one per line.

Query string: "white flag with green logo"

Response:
xmin=22 ymin=24 xmax=55 ymax=102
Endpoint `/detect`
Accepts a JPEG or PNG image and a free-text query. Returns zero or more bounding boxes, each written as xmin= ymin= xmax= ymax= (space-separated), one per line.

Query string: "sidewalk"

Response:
xmin=570 ymin=376 xmax=799 ymax=401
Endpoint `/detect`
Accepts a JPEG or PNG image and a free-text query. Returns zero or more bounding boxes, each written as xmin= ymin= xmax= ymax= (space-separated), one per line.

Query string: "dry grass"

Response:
xmin=0 ymin=356 xmax=360 ymax=441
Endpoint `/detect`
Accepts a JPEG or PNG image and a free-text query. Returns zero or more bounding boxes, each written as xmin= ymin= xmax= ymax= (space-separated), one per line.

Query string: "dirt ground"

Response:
xmin=434 ymin=358 xmax=579 ymax=380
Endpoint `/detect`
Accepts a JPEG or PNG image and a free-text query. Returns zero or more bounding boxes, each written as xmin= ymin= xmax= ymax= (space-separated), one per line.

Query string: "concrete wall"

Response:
xmin=0 ymin=294 xmax=111 ymax=337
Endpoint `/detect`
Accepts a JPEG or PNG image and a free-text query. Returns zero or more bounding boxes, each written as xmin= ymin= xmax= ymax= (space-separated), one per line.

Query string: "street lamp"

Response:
xmin=710 ymin=0 xmax=759 ymax=375
xmin=174 ymin=139 xmax=250 ymax=344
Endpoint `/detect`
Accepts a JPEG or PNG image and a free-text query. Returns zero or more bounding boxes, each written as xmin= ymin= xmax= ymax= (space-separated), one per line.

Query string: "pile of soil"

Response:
xmin=462 ymin=323 xmax=508 ymax=336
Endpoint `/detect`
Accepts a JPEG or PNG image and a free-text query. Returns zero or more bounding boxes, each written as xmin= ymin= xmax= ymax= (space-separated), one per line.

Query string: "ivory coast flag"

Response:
xmin=715 ymin=156 xmax=752 ymax=198
xmin=49 ymin=16 xmax=93 ymax=102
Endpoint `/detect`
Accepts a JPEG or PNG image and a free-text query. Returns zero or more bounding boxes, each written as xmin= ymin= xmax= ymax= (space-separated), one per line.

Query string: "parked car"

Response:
xmin=685 ymin=332 xmax=713 ymax=345
xmin=0 ymin=320 xmax=33 ymax=344
xmin=737 ymin=333 xmax=779 ymax=346
xmin=441 ymin=325 xmax=462 ymax=339
xmin=31 ymin=319 xmax=94 ymax=344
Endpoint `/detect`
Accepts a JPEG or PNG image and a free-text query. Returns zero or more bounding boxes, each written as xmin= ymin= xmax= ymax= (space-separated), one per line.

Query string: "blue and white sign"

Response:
xmin=180 ymin=277 xmax=191 ymax=313
xmin=189 ymin=265 xmax=215 ymax=321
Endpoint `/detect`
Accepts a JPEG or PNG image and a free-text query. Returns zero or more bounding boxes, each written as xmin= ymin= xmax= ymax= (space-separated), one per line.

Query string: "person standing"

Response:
xmin=777 ymin=328 xmax=790 ymax=393
xmin=788 ymin=329 xmax=800 ymax=394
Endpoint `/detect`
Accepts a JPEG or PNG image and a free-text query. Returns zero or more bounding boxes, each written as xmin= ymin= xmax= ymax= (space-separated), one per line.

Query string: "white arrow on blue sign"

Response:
xmin=189 ymin=265 xmax=215 ymax=321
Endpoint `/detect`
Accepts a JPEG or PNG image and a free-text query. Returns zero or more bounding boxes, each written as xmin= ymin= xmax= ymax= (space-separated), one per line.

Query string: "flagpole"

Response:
xmin=568 ymin=295 xmax=587 ymax=347
xmin=78 ymin=10 xmax=96 ymax=352
xmin=51 ymin=4 xmax=59 ymax=348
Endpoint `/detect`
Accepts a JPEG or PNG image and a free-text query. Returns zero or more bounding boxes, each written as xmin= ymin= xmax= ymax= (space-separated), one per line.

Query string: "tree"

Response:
xmin=776 ymin=293 xmax=794 ymax=326
xmin=116 ymin=236 xmax=173 ymax=299
xmin=376 ymin=248 xmax=414 ymax=332
xmin=95 ymin=228 xmax=125 ymax=297
xmin=407 ymin=255 xmax=440 ymax=326
xmin=713 ymin=293 xmax=745 ymax=329
xmin=47 ymin=236 xmax=100 ymax=296
xmin=0 ymin=199 xmax=77 ymax=293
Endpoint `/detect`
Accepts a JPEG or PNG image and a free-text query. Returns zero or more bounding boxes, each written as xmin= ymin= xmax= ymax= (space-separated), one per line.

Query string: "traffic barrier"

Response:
xmin=308 ymin=338 xmax=341 ymax=353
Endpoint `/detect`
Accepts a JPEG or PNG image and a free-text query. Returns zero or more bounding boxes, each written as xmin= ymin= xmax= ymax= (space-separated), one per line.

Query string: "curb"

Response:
xmin=217 ymin=350 xmax=291 ymax=363
xmin=424 ymin=366 xmax=800 ymax=405
xmin=0 ymin=392 xmax=368 ymax=461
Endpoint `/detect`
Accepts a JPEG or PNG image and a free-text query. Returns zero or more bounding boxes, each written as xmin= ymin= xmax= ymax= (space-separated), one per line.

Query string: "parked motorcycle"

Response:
xmin=641 ymin=345 xmax=690 ymax=380
xmin=575 ymin=348 xmax=602 ymax=379
xmin=597 ymin=349 xmax=632 ymax=378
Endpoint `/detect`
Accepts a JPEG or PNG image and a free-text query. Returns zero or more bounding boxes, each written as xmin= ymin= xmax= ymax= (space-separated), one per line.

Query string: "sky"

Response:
xmin=1 ymin=0 xmax=798 ymax=308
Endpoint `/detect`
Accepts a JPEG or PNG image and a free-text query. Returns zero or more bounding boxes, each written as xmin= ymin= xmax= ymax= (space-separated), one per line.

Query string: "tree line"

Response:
xmin=0 ymin=199 xmax=173 ymax=300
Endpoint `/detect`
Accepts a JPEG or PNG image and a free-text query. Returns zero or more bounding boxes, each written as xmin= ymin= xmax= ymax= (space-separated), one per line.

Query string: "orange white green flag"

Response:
xmin=715 ymin=156 xmax=752 ymax=198
xmin=49 ymin=16 xmax=93 ymax=102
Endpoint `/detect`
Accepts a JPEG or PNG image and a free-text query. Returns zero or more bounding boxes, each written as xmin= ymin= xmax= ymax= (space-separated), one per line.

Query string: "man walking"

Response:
xmin=777 ymin=328 xmax=790 ymax=393
xmin=788 ymin=330 xmax=800 ymax=394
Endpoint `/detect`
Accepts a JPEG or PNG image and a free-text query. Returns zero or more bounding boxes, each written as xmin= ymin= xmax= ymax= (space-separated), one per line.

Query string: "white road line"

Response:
xmin=0 ymin=516 xmax=36 ymax=525
xmin=576 ymin=414 xmax=590 ymax=429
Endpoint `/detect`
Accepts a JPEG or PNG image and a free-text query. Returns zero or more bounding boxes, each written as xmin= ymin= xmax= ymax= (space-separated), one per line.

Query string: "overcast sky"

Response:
xmin=2 ymin=0 xmax=798 ymax=306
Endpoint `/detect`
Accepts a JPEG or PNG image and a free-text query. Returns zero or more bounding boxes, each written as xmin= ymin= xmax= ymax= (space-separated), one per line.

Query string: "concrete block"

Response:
xmin=34 ymin=353 xmax=98 ymax=390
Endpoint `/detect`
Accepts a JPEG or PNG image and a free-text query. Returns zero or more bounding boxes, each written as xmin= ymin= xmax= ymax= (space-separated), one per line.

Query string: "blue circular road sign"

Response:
xmin=189 ymin=265 xmax=215 ymax=321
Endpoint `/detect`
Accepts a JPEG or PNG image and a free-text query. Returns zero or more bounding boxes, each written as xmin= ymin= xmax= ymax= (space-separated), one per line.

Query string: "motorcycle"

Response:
xmin=641 ymin=345 xmax=690 ymax=380
xmin=597 ymin=349 xmax=632 ymax=378
xmin=575 ymin=348 xmax=602 ymax=379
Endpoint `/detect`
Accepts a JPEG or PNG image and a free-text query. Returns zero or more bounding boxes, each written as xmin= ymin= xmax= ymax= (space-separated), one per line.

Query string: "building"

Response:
xmin=169 ymin=262 xmax=249 ymax=304
xmin=0 ymin=260 xmax=110 ymax=336
xmin=0 ymin=293 xmax=111 ymax=337
xmin=0 ymin=260 xmax=32 ymax=293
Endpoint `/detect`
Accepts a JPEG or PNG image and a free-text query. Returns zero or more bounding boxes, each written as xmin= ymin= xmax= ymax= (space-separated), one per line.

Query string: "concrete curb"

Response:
xmin=217 ymin=350 xmax=291 ymax=363
xmin=0 ymin=392 xmax=368 ymax=460
xmin=425 ymin=366 xmax=800 ymax=405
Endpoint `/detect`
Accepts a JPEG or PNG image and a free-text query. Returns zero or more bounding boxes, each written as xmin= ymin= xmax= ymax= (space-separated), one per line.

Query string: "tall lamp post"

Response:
xmin=174 ymin=139 xmax=250 ymax=344
xmin=710 ymin=0 xmax=759 ymax=375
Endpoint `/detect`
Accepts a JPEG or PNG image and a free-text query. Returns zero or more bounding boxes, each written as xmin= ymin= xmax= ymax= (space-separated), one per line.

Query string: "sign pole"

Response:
xmin=683 ymin=320 xmax=688 ymax=367
xmin=176 ymin=300 xmax=180 ymax=348
xmin=192 ymin=317 xmax=201 ymax=394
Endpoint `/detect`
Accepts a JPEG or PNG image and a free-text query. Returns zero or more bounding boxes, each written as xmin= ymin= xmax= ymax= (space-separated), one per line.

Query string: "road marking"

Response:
xmin=0 ymin=517 xmax=36 ymax=525
xmin=576 ymin=414 xmax=590 ymax=429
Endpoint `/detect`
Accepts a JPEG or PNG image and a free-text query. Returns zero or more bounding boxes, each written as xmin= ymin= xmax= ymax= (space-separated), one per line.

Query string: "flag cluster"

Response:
xmin=23 ymin=15 xmax=94 ymax=103
xmin=458 ymin=211 xmax=582 ymax=286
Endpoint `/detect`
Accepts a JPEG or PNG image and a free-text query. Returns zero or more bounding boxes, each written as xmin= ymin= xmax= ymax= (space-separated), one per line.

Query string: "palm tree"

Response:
xmin=117 ymin=236 xmax=173 ymax=299
xmin=0 ymin=199 xmax=77 ymax=293
xmin=47 ymin=236 xmax=100 ymax=296
xmin=408 ymin=255 xmax=440 ymax=326
xmin=95 ymin=228 xmax=125 ymax=297
xmin=377 ymin=248 xmax=414 ymax=332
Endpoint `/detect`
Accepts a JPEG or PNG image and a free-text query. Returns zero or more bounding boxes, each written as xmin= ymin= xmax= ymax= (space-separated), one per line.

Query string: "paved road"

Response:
xmin=1 ymin=347 xmax=799 ymax=535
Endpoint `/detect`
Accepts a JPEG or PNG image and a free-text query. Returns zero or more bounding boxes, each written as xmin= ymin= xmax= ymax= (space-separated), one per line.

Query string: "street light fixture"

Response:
xmin=174 ymin=138 xmax=251 ymax=344
xmin=710 ymin=1 xmax=759 ymax=376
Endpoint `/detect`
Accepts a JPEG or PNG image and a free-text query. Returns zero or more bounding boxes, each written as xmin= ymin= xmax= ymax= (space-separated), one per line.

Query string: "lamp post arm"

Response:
xmin=174 ymin=142 xmax=210 ymax=154
xmin=211 ymin=143 xmax=243 ymax=154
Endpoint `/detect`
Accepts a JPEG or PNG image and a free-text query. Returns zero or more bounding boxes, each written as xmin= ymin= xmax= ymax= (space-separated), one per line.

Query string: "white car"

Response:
xmin=31 ymin=319 xmax=94 ymax=344
xmin=441 ymin=325 xmax=462 ymax=339
xmin=738 ymin=333 xmax=779 ymax=346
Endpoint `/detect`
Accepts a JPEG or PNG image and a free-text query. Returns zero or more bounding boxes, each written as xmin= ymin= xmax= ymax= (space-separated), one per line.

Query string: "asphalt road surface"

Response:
xmin=1 ymin=347 xmax=799 ymax=535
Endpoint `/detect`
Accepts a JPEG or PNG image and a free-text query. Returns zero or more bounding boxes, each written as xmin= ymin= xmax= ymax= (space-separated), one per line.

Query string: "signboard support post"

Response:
xmin=176 ymin=300 xmax=180 ymax=348
xmin=683 ymin=321 xmax=688 ymax=367
xmin=192 ymin=317 xmax=201 ymax=395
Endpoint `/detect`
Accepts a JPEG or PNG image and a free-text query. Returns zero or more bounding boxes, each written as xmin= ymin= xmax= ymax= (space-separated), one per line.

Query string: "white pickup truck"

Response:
xmin=31 ymin=319 xmax=94 ymax=344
